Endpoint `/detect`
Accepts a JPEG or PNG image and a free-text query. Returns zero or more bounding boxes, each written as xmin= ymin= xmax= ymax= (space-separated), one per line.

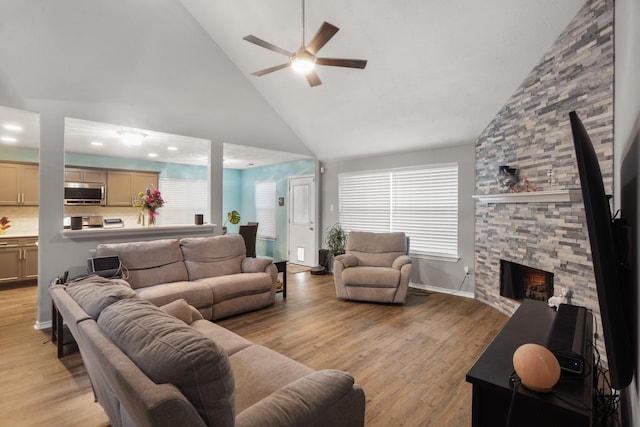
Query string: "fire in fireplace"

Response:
xmin=500 ymin=260 xmax=554 ymax=302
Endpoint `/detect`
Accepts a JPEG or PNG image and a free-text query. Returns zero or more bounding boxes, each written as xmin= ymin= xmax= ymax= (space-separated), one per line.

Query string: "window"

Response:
xmin=339 ymin=163 xmax=458 ymax=260
xmin=255 ymin=180 xmax=276 ymax=239
xmin=158 ymin=178 xmax=208 ymax=226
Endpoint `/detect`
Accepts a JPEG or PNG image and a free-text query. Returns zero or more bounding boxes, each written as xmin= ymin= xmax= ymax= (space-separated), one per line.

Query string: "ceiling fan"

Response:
xmin=242 ymin=0 xmax=367 ymax=87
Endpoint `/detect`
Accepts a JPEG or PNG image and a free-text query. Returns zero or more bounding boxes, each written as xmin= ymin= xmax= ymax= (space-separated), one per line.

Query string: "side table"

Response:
xmin=51 ymin=299 xmax=76 ymax=358
xmin=271 ymin=259 xmax=287 ymax=298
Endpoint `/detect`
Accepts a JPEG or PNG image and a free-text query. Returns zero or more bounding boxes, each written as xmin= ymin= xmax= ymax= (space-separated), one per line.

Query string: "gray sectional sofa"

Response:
xmin=50 ymin=279 xmax=365 ymax=427
xmin=95 ymin=234 xmax=277 ymax=320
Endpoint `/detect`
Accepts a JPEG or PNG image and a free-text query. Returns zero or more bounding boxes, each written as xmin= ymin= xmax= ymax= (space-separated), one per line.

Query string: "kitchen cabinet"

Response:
xmin=0 ymin=162 xmax=39 ymax=205
xmin=65 ymin=167 xmax=106 ymax=183
xmin=106 ymin=171 xmax=159 ymax=206
xmin=0 ymin=237 xmax=38 ymax=284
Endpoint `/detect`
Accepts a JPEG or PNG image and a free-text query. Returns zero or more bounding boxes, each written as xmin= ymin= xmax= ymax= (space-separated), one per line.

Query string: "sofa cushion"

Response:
xmin=159 ymin=299 xmax=200 ymax=325
xmin=98 ymin=298 xmax=235 ymax=427
xmin=180 ymin=235 xmax=245 ymax=280
xmin=135 ymin=280 xmax=213 ymax=309
xmin=96 ymin=239 xmax=189 ymax=289
xmin=342 ymin=266 xmax=400 ymax=288
xmin=229 ymin=345 xmax=314 ymax=413
xmin=197 ymin=273 xmax=274 ymax=303
xmin=65 ymin=275 xmax=137 ymax=319
xmin=191 ymin=319 xmax=253 ymax=356
xmin=346 ymin=232 xmax=408 ymax=267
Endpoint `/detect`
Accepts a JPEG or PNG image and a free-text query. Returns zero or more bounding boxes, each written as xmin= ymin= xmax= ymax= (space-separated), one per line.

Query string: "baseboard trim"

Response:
xmin=409 ymin=283 xmax=474 ymax=299
xmin=35 ymin=320 xmax=52 ymax=330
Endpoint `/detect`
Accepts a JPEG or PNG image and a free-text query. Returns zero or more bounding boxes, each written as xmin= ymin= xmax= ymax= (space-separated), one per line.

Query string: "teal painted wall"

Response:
xmin=1 ymin=147 xmax=39 ymax=163
xmin=237 ymin=159 xmax=315 ymax=258
xmin=222 ymin=168 xmax=242 ymax=234
xmin=65 ymin=153 xmax=207 ymax=180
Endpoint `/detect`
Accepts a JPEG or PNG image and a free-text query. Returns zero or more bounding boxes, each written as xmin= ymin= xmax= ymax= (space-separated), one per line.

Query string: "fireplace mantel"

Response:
xmin=472 ymin=189 xmax=582 ymax=204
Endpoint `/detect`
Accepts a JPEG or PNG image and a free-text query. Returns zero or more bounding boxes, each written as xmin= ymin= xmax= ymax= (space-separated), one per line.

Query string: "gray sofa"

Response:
xmin=334 ymin=231 xmax=412 ymax=303
xmin=95 ymin=234 xmax=277 ymax=320
xmin=50 ymin=279 xmax=366 ymax=427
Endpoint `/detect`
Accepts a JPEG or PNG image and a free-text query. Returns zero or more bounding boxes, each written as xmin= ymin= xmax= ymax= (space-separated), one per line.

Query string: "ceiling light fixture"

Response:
xmin=91 ymin=141 xmax=103 ymax=146
xmin=167 ymin=146 xmax=178 ymax=151
xmin=290 ymin=51 xmax=316 ymax=74
xmin=3 ymin=124 xmax=23 ymax=132
xmin=117 ymin=130 xmax=147 ymax=146
xmin=148 ymin=153 xmax=158 ymax=158
xmin=1 ymin=136 xmax=17 ymax=143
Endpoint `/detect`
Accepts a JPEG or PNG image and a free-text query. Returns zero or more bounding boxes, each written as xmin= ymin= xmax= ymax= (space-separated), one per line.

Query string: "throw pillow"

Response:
xmin=65 ymin=275 xmax=137 ymax=319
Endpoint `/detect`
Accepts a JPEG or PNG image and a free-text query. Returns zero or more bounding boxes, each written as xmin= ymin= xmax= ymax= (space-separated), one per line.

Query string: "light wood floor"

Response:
xmin=0 ymin=273 xmax=507 ymax=427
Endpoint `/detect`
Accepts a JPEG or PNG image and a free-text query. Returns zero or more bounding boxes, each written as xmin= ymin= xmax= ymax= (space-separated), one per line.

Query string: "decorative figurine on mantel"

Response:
xmin=498 ymin=165 xmax=519 ymax=191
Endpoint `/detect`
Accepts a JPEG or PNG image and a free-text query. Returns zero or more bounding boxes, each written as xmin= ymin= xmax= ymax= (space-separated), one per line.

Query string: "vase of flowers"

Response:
xmin=133 ymin=186 xmax=165 ymax=227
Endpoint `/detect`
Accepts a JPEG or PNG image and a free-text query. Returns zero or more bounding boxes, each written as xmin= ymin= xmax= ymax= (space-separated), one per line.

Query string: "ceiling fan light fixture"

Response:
xmin=290 ymin=54 xmax=316 ymax=74
xmin=117 ymin=130 xmax=147 ymax=146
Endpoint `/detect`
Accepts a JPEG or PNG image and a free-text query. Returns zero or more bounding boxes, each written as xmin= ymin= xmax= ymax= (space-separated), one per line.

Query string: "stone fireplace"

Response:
xmin=473 ymin=0 xmax=613 ymax=363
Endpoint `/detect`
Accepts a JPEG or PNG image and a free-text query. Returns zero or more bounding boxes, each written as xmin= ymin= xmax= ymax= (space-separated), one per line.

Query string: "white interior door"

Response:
xmin=288 ymin=175 xmax=317 ymax=267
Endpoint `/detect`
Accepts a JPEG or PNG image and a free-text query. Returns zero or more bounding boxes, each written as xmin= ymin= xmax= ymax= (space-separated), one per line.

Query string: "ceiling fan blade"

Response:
xmin=316 ymin=58 xmax=368 ymax=69
xmin=251 ymin=63 xmax=291 ymax=76
xmin=306 ymin=22 xmax=339 ymax=55
xmin=243 ymin=35 xmax=292 ymax=57
xmin=305 ymin=70 xmax=322 ymax=87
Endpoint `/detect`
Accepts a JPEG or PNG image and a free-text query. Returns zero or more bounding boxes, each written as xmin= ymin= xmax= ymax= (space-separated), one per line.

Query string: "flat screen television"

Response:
xmin=570 ymin=110 xmax=634 ymax=389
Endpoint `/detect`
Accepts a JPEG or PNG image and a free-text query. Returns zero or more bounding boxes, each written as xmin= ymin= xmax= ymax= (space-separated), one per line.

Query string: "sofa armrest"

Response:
xmin=242 ymin=257 xmax=273 ymax=273
xmin=392 ymin=255 xmax=411 ymax=270
xmin=235 ymin=370 xmax=365 ymax=427
xmin=334 ymin=254 xmax=357 ymax=268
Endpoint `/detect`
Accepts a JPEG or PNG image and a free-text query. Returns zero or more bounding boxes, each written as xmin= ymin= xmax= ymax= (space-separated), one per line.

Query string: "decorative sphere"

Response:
xmin=512 ymin=343 xmax=561 ymax=393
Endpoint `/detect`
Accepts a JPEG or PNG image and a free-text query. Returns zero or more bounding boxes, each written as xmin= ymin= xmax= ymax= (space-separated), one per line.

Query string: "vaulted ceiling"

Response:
xmin=0 ymin=0 xmax=586 ymax=162
xmin=179 ymin=0 xmax=586 ymax=160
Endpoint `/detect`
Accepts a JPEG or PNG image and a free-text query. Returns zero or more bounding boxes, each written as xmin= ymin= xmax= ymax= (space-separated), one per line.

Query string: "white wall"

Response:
xmin=321 ymin=143 xmax=475 ymax=294
xmin=614 ymin=0 xmax=640 ymax=424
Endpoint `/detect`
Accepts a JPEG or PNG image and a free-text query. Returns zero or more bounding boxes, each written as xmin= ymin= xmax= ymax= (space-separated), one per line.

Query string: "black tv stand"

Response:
xmin=466 ymin=299 xmax=593 ymax=426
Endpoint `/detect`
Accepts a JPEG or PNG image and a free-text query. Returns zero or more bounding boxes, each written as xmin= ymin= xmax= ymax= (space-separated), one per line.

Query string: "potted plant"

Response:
xmin=222 ymin=210 xmax=241 ymax=234
xmin=323 ymin=223 xmax=346 ymax=272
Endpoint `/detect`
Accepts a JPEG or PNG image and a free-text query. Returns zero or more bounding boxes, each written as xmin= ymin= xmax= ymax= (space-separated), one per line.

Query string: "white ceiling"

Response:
xmin=0 ymin=106 xmax=312 ymax=169
xmin=179 ymin=0 xmax=585 ymax=160
xmin=0 ymin=0 xmax=586 ymax=165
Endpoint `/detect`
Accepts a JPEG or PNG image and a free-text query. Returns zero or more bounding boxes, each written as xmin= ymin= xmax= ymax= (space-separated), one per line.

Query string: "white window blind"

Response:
xmin=255 ymin=180 xmax=276 ymax=239
xmin=339 ymin=171 xmax=391 ymax=232
xmin=339 ymin=163 xmax=459 ymax=260
xmin=157 ymin=178 xmax=208 ymax=226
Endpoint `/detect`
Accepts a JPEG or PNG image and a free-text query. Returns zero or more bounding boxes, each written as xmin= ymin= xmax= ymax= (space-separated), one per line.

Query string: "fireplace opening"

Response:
xmin=500 ymin=260 xmax=554 ymax=302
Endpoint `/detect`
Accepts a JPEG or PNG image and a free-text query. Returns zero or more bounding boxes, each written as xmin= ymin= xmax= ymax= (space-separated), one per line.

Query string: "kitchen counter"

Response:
xmin=61 ymin=224 xmax=216 ymax=239
xmin=0 ymin=232 xmax=38 ymax=239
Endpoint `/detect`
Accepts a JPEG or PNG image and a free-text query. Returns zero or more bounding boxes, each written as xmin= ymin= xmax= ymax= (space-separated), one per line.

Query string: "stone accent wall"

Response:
xmin=474 ymin=0 xmax=614 ymax=357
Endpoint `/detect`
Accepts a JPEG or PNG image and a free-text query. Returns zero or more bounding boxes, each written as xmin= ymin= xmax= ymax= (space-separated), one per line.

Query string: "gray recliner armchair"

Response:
xmin=333 ymin=231 xmax=412 ymax=304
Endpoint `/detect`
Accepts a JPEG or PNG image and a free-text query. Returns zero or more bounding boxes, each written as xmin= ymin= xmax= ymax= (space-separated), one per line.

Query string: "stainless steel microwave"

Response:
xmin=64 ymin=182 xmax=105 ymax=206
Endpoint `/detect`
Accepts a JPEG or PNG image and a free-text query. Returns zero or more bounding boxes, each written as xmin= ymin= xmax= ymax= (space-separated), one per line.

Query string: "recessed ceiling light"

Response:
xmin=91 ymin=141 xmax=103 ymax=146
xmin=167 ymin=146 xmax=178 ymax=151
xmin=3 ymin=124 xmax=23 ymax=132
xmin=148 ymin=153 xmax=158 ymax=158
xmin=1 ymin=136 xmax=17 ymax=143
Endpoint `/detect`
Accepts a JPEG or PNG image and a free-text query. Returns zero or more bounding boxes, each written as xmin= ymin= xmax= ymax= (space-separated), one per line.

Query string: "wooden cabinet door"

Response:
xmin=21 ymin=240 xmax=38 ymax=280
xmin=21 ymin=165 xmax=39 ymax=205
xmin=0 ymin=163 xmax=20 ymax=205
xmin=107 ymin=171 xmax=134 ymax=206
xmin=84 ymin=169 xmax=106 ymax=183
xmin=64 ymin=168 xmax=83 ymax=182
xmin=132 ymin=172 xmax=159 ymax=202
xmin=0 ymin=240 xmax=21 ymax=283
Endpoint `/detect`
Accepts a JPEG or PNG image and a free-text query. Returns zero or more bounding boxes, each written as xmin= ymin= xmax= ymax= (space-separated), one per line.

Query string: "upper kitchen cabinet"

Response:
xmin=64 ymin=167 xmax=106 ymax=183
xmin=0 ymin=162 xmax=39 ymax=205
xmin=106 ymin=170 xmax=158 ymax=206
